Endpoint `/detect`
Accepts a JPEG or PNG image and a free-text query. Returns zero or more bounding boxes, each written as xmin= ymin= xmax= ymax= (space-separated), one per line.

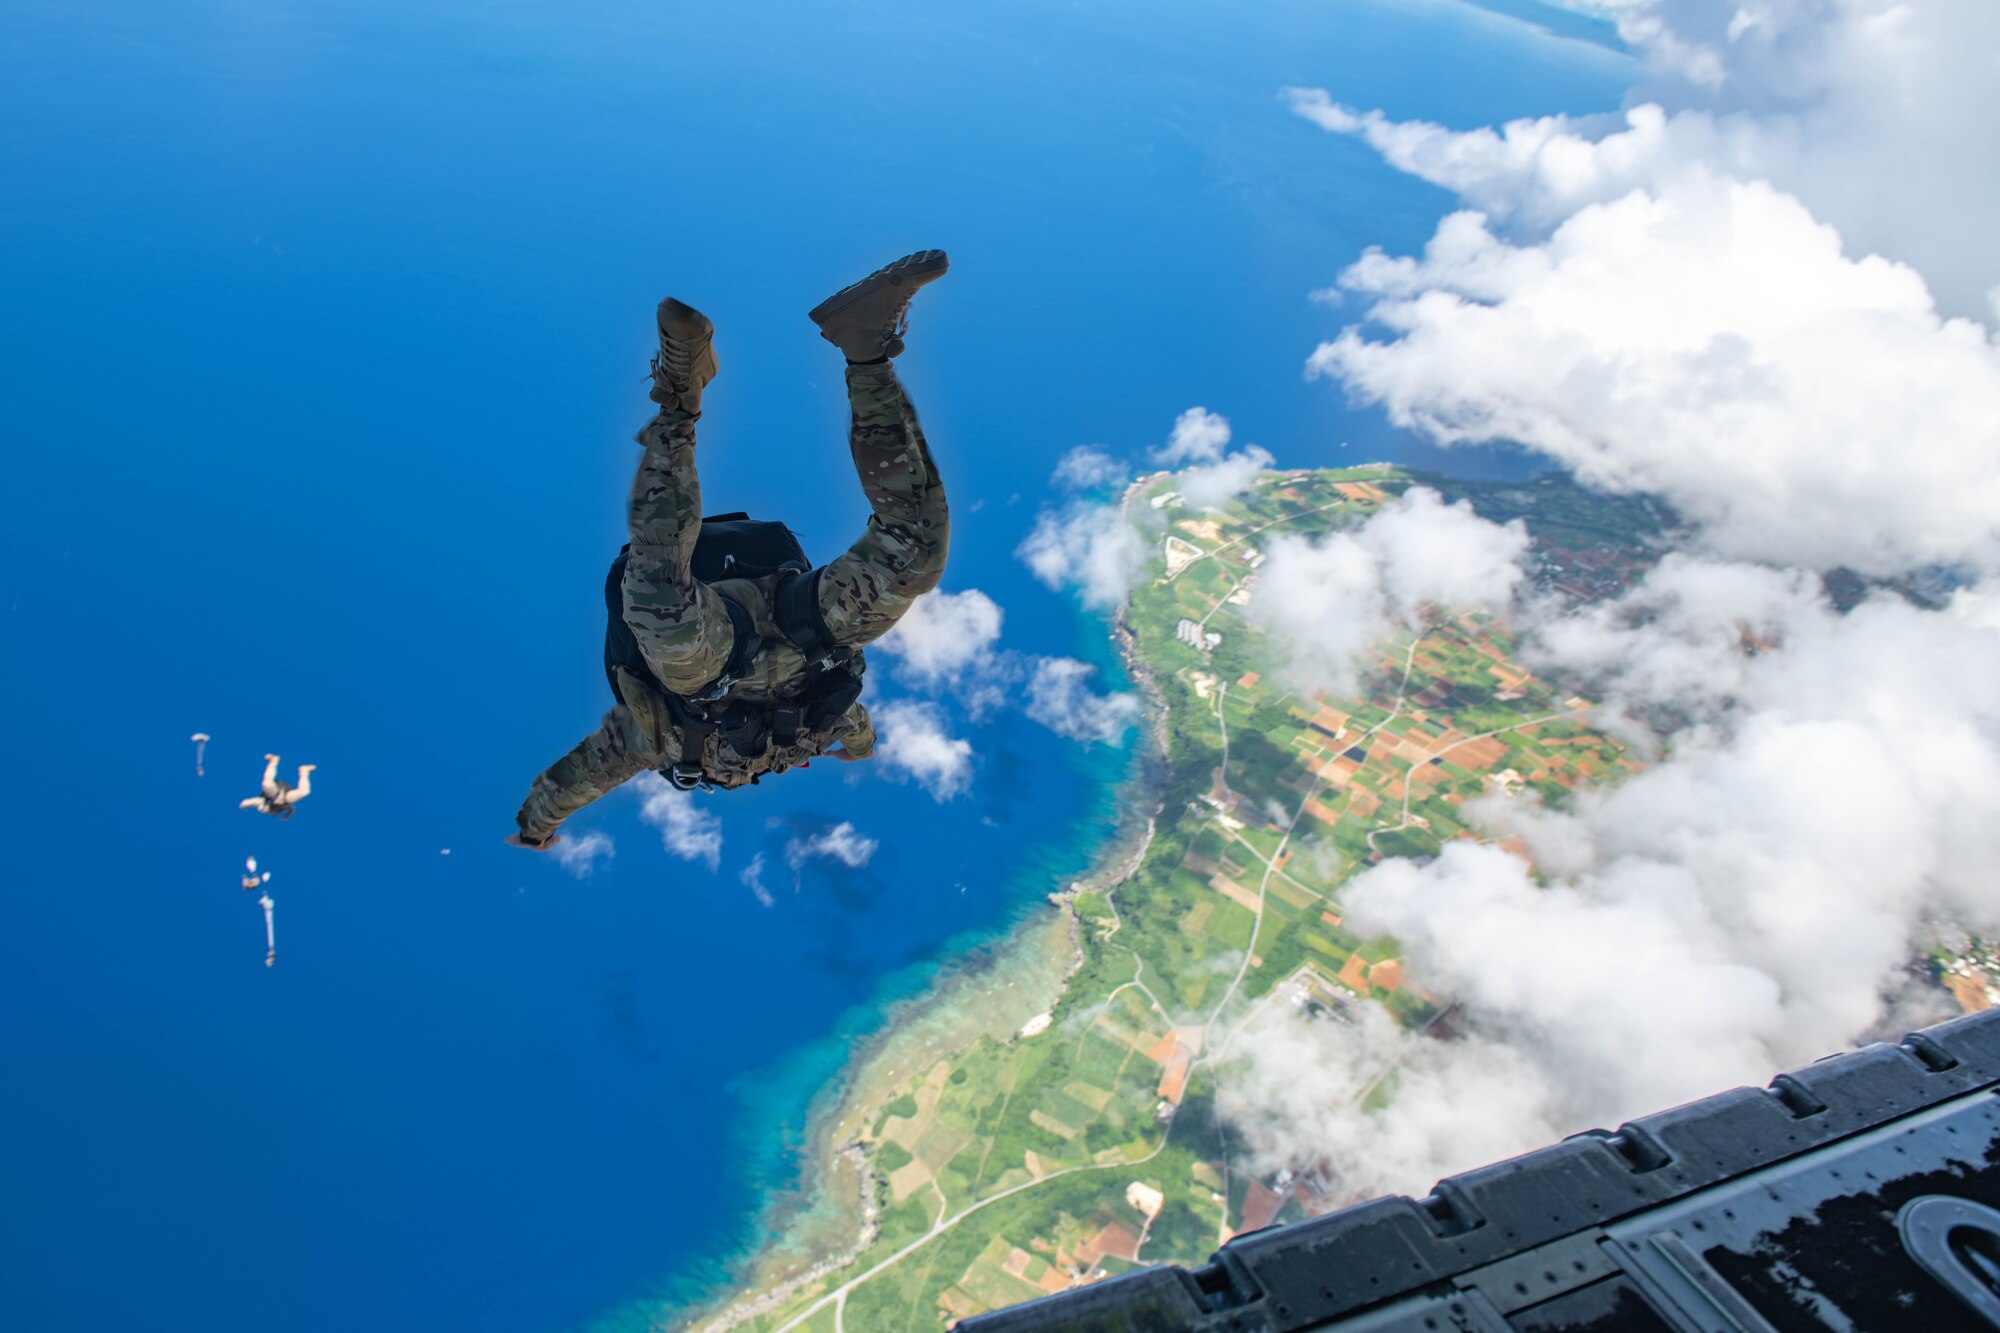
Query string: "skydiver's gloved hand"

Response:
xmin=505 ymin=832 xmax=560 ymax=852
xmin=827 ymin=743 xmax=868 ymax=763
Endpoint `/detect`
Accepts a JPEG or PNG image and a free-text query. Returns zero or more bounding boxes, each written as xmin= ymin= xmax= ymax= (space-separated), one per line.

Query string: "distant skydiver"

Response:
xmin=240 ymin=754 xmax=316 ymax=819
xmin=510 ymin=251 xmax=952 ymax=850
xmin=240 ymin=858 xmax=275 ymax=966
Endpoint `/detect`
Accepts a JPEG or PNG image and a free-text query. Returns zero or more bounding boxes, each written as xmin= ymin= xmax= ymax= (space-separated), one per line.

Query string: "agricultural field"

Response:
xmin=708 ymin=467 xmax=1667 ymax=1332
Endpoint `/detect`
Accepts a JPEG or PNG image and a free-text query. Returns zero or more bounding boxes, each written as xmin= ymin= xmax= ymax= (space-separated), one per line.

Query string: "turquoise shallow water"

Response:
xmin=626 ymin=711 xmax=1144 ymax=1323
xmin=0 ymin=2 xmax=1628 ymax=1329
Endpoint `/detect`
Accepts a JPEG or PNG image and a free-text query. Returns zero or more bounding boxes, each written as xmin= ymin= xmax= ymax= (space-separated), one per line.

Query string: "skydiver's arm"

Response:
xmin=830 ymin=701 xmax=875 ymax=761
xmin=515 ymin=704 xmax=656 ymax=846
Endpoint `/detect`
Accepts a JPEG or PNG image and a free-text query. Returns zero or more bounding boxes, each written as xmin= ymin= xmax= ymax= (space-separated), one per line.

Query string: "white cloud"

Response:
xmin=1309 ymin=178 xmax=2000 ymax=576
xmin=1052 ymin=445 xmax=1130 ymax=491
xmin=1608 ymin=0 xmax=2000 ymax=314
xmin=633 ymin=771 xmax=723 ymax=870
xmin=1018 ymin=501 xmax=1151 ymax=610
xmin=1230 ymin=3 xmax=2000 ymax=1191
xmin=874 ymin=699 xmax=975 ymax=801
xmin=1287 ymin=93 xmax=1756 ymax=240
xmin=1366 ymin=587 xmax=2000 ymax=1096
xmin=785 ymin=821 xmax=879 ymax=879
xmin=1249 ymin=486 xmax=1529 ymax=692
xmin=1148 ymin=407 xmax=1274 ymax=511
xmin=1221 ymin=1003 xmax=1561 ymax=1199
xmin=1248 ymin=530 xmax=1389 ymax=696
xmin=1355 ymin=486 xmax=1530 ymax=621
xmin=1288 ymin=0 xmax=2000 ymax=581
xmin=874 ymin=588 xmax=1005 ymax=690
xmin=1152 ymin=407 xmax=1234 ymax=465
xmin=1290 ymin=0 xmax=2000 ymax=316
xmin=1023 ymin=657 xmax=1141 ymax=744
xmin=1023 ymin=408 xmax=1282 ymax=604
xmin=1225 ymin=571 xmax=2000 ymax=1196
xmin=1525 ymin=553 xmax=1824 ymax=717
xmin=1180 ymin=445 xmax=1277 ymax=511
xmin=554 ymin=830 xmax=615 ymax=879
xmin=740 ymin=852 xmax=774 ymax=907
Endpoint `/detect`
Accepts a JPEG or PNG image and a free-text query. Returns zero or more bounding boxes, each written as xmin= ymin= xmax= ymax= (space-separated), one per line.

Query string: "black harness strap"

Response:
xmin=604 ymin=550 xmax=867 ymax=792
xmin=774 ymin=568 xmax=849 ymax=670
xmin=666 ymin=595 xmax=763 ymax=790
xmin=669 ymin=711 xmax=718 ymax=791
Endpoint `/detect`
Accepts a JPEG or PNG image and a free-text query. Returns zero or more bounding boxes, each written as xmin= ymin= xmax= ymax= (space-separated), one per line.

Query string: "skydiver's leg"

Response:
xmin=287 ymin=766 xmax=314 ymax=802
xmin=623 ymin=407 xmax=736 ymax=694
xmin=259 ymin=754 xmax=282 ymax=800
xmin=815 ymin=362 xmax=950 ymax=648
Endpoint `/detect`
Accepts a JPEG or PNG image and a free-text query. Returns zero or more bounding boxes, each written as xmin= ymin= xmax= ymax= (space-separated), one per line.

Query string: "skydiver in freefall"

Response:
xmin=511 ymin=251 xmax=952 ymax=850
xmin=240 ymin=754 xmax=316 ymax=819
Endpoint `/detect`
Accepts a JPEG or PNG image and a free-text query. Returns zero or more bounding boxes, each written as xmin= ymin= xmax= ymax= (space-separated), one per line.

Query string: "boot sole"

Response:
xmin=657 ymin=297 xmax=714 ymax=341
xmin=808 ymin=250 xmax=950 ymax=327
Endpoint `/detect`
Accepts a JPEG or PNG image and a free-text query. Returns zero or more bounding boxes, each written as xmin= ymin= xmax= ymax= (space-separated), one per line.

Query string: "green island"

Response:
xmin=687 ymin=465 xmax=1678 ymax=1333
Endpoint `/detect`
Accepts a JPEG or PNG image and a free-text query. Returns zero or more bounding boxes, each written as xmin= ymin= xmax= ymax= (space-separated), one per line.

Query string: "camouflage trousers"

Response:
xmin=624 ymin=360 xmax=950 ymax=693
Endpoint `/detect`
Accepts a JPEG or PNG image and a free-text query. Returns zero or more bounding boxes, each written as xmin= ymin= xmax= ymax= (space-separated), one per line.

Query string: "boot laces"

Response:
xmin=883 ymin=296 xmax=914 ymax=350
xmin=653 ymin=337 xmax=701 ymax=389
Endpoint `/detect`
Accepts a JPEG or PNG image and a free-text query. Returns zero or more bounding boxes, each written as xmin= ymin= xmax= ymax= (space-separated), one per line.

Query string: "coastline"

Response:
xmin=673 ymin=560 xmax=1171 ymax=1331
xmin=604 ymin=460 xmax=1681 ymax=1333
xmin=679 ymin=774 xmax=1162 ymax=1332
xmin=1113 ymin=473 xmax=1176 ymax=763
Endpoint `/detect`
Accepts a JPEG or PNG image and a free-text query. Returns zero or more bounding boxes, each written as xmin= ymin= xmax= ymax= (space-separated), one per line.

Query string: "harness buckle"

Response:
xmin=667 ymin=764 xmax=713 ymax=794
xmin=808 ymin=644 xmax=855 ymax=675
xmin=689 ymin=674 xmax=735 ymax=706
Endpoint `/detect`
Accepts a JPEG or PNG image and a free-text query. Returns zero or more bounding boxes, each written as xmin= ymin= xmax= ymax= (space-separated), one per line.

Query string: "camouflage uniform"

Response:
xmin=516 ymin=361 xmax=948 ymax=843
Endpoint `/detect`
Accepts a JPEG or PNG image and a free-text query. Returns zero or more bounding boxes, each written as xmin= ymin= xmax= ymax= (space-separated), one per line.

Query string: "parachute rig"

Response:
xmin=602 ymin=513 xmax=863 ymax=793
xmin=963 ymin=1008 xmax=2000 ymax=1332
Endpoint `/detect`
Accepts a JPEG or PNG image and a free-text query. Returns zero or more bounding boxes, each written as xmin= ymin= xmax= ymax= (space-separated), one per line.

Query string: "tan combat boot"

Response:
xmin=809 ymin=250 xmax=949 ymax=363
xmin=649 ymin=297 xmax=719 ymax=414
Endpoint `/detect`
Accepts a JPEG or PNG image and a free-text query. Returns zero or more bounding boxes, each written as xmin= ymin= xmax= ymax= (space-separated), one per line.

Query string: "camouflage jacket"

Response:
xmin=516 ymin=572 xmax=875 ymax=845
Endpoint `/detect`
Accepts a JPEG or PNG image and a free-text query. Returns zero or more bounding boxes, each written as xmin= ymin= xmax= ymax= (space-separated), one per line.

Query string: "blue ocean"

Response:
xmin=0 ymin=2 xmax=1627 ymax=1328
